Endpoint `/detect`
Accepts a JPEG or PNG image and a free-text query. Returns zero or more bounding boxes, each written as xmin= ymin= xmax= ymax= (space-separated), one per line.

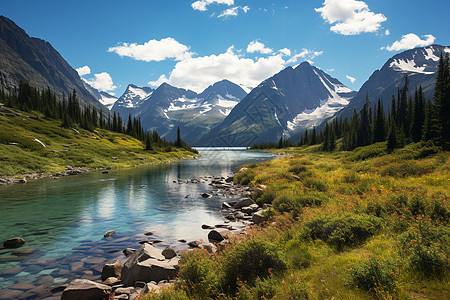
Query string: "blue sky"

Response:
xmin=2 ymin=0 xmax=449 ymax=96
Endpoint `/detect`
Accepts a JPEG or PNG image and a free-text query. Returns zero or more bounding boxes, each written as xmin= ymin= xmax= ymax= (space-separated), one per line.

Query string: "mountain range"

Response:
xmin=1 ymin=15 xmax=448 ymax=147
xmin=112 ymin=80 xmax=247 ymax=144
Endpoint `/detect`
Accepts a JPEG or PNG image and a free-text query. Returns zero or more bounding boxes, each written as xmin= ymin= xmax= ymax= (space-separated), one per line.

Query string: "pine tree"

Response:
xmin=329 ymin=128 xmax=336 ymax=151
xmin=175 ymin=126 xmax=182 ymax=147
xmin=358 ymin=94 xmax=372 ymax=147
xmin=310 ymin=127 xmax=317 ymax=145
xmin=322 ymin=123 xmax=330 ymax=151
xmin=434 ymin=53 xmax=450 ymax=149
xmin=373 ymin=99 xmax=386 ymax=142
xmin=411 ymin=86 xmax=425 ymax=142
xmin=387 ymin=120 xmax=397 ymax=152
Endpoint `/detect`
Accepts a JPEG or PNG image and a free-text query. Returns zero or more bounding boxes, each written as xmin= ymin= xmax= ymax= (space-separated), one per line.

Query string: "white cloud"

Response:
xmin=327 ymin=68 xmax=335 ymax=72
xmin=76 ymin=66 xmax=91 ymax=77
xmin=346 ymin=75 xmax=356 ymax=84
xmin=192 ymin=0 xmax=234 ymax=11
xmin=315 ymin=0 xmax=387 ymax=35
xmin=83 ymin=72 xmax=117 ymax=94
xmin=148 ymin=46 xmax=286 ymax=92
xmin=247 ymin=40 xmax=273 ymax=54
xmin=107 ymin=37 xmax=192 ymax=62
xmin=279 ymin=48 xmax=292 ymax=56
xmin=287 ymin=49 xmax=323 ymax=64
xmin=385 ymin=29 xmax=390 ymax=36
xmin=382 ymin=33 xmax=436 ymax=52
xmin=218 ymin=6 xmax=250 ymax=18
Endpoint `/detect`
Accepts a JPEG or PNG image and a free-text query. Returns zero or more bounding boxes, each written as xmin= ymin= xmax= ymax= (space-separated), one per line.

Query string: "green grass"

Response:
xmin=0 ymin=108 xmax=197 ymax=178
xmin=142 ymin=142 xmax=449 ymax=300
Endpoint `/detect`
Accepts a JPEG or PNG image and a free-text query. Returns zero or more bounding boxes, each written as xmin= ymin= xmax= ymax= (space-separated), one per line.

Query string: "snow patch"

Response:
xmin=128 ymin=86 xmax=151 ymax=99
xmin=389 ymin=58 xmax=435 ymax=74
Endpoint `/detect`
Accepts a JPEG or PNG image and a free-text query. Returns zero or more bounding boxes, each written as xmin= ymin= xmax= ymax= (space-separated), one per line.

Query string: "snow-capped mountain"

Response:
xmin=83 ymin=82 xmax=118 ymax=110
xmin=335 ymin=44 xmax=450 ymax=119
xmin=197 ymin=62 xmax=356 ymax=146
xmin=119 ymin=80 xmax=246 ymax=144
xmin=111 ymin=84 xmax=154 ymax=118
xmin=98 ymin=92 xmax=118 ymax=110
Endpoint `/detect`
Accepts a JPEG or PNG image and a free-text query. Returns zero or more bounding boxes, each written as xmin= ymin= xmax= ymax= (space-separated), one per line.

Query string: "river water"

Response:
xmin=0 ymin=148 xmax=273 ymax=298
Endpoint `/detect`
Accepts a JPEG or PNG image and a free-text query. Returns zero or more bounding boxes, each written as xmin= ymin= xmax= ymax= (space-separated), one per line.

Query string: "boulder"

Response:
xmin=188 ymin=240 xmax=202 ymax=248
xmin=101 ymin=260 xmax=123 ymax=281
xmin=241 ymin=206 xmax=254 ymax=214
xmin=252 ymin=210 xmax=269 ymax=224
xmin=201 ymin=243 xmax=217 ymax=254
xmin=201 ymin=193 xmax=212 ymax=198
xmin=104 ymin=230 xmax=116 ymax=238
xmin=249 ymin=203 xmax=259 ymax=211
xmin=114 ymin=286 xmax=135 ymax=295
xmin=225 ymin=176 xmax=234 ymax=182
xmin=234 ymin=212 xmax=245 ymax=219
xmin=3 ymin=237 xmax=25 ymax=248
xmin=161 ymin=246 xmax=177 ymax=259
xmin=208 ymin=229 xmax=227 ymax=242
xmin=234 ymin=198 xmax=255 ymax=209
xmin=201 ymin=224 xmax=214 ymax=229
xmin=103 ymin=277 xmax=120 ymax=285
xmin=144 ymin=231 xmax=153 ymax=236
xmin=121 ymin=244 xmax=178 ymax=286
xmin=221 ymin=202 xmax=231 ymax=209
xmin=61 ymin=279 xmax=111 ymax=300
xmin=123 ymin=248 xmax=136 ymax=257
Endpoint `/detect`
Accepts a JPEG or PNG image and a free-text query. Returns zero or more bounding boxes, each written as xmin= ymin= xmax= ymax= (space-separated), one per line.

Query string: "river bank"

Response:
xmin=0 ymin=149 xmax=275 ymax=299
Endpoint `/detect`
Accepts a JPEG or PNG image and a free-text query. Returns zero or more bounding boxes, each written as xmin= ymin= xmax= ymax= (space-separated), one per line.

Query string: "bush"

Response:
xmin=284 ymin=240 xmax=312 ymax=269
xmin=349 ymin=258 xmax=396 ymax=294
xmin=407 ymin=245 xmax=448 ymax=278
xmin=221 ymin=239 xmax=286 ymax=293
xmin=178 ymin=249 xmax=219 ymax=297
xmin=302 ymin=177 xmax=327 ymax=191
xmin=142 ymin=288 xmax=189 ymax=300
xmin=306 ymin=214 xmax=381 ymax=251
xmin=289 ymin=165 xmax=307 ymax=174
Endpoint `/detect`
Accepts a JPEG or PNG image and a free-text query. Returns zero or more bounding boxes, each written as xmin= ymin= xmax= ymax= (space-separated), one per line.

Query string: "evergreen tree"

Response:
xmin=434 ymin=53 xmax=450 ymax=149
xmin=322 ymin=123 xmax=330 ymax=151
xmin=411 ymin=86 xmax=425 ymax=142
xmin=310 ymin=127 xmax=317 ymax=145
xmin=358 ymin=94 xmax=372 ymax=147
xmin=175 ymin=126 xmax=182 ymax=147
xmin=387 ymin=120 xmax=397 ymax=152
xmin=373 ymin=99 xmax=386 ymax=142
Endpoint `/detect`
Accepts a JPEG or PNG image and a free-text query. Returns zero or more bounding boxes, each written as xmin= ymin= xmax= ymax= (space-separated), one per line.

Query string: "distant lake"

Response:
xmin=0 ymin=148 xmax=273 ymax=298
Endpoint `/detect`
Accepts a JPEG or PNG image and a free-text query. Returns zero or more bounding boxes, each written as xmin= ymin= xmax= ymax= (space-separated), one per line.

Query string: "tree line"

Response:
xmin=0 ymin=82 xmax=198 ymax=153
xmin=254 ymin=53 xmax=450 ymax=152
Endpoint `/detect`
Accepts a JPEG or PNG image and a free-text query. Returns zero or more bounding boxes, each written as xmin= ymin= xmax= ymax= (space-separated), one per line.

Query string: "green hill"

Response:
xmin=0 ymin=104 xmax=196 ymax=179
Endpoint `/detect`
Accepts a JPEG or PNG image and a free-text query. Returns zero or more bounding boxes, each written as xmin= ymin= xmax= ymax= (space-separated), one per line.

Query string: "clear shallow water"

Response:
xmin=0 ymin=149 xmax=273 ymax=296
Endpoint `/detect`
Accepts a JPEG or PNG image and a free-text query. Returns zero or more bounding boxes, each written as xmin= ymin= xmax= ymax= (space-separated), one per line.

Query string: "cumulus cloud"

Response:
xmin=382 ymin=33 xmax=436 ymax=51
xmin=279 ymin=48 xmax=292 ymax=56
xmin=385 ymin=29 xmax=390 ymax=36
xmin=148 ymin=46 xmax=286 ymax=92
xmin=76 ymin=66 xmax=91 ymax=77
xmin=247 ymin=40 xmax=273 ymax=54
xmin=315 ymin=0 xmax=387 ymax=35
xmin=346 ymin=75 xmax=356 ymax=84
xmin=83 ymin=72 xmax=117 ymax=94
xmin=218 ymin=6 xmax=250 ymax=18
xmin=107 ymin=37 xmax=192 ymax=62
xmin=192 ymin=0 xmax=234 ymax=11
xmin=287 ymin=49 xmax=323 ymax=64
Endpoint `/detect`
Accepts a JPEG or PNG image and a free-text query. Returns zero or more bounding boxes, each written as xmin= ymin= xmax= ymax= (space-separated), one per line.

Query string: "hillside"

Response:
xmin=142 ymin=142 xmax=449 ymax=299
xmin=0 ymin=104 xmax=196 ymax=179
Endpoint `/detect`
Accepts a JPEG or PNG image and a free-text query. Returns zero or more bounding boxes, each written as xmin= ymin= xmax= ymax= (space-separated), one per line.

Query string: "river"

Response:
xmin=0 ymin=148 xmax=273 ymax=298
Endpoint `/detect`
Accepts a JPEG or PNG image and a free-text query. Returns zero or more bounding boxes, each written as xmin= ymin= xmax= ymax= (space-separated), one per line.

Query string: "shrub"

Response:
xmin=306 ymin=214 xmax=381 ymax=251
xmin=289 ymin=165 xmax=307 ymax=174
xmin=221 ymin=239 xmax=286 ymax=293
xmin=255 ymin=189 xmax=276 ymax=206
xmin=407 ymin=245 xmax=448 ymax=278
xmin=142 ymin=288 xmax=189 ymax=300
xmin=302 ymin=177 xmax=327 ymax=191
xmin=284 ymin=240 xmax=312 ymax=269
xmin=349 ymin=258 xmax=396 ymax=294
xmin=178 ymin=249 xmax=219 ymax=297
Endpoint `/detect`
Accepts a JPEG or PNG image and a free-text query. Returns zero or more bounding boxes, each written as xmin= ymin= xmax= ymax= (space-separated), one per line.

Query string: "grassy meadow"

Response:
xmin=142 ymin=142 xmax=449 ymax=300
xmin=0 ymin=107 xmax=197 ymax=178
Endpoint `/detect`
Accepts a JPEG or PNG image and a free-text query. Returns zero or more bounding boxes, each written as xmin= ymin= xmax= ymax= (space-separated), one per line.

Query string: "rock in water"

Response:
xmin=61 ymin=279 xmax=111 ymax=300
xmin=121 ymin=244 xmax=179 ymax=286
xmin=104 ymin=230 xmax=116 ymax=238
xmin=101 ymin=260 xmax=123 ymax=281
xmin=3 ymin=237 xmax=25 ymax=248
xmin=123 ymin=248 xmax=136 ymax=257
